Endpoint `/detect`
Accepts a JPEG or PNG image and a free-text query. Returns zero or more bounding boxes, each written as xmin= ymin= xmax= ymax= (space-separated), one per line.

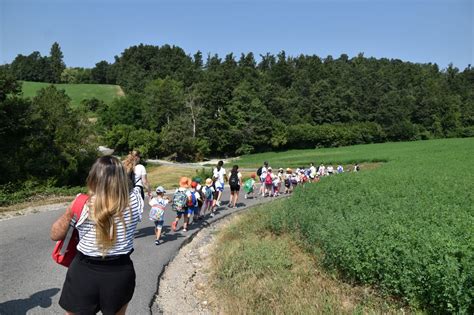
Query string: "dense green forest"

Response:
xmin=1 ymin=43 xmax=473 ymax=188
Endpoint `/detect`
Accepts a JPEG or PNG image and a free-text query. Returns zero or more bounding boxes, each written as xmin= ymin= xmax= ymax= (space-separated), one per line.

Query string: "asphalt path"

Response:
xmin=0 ymin=186 xmax=282 ymax=314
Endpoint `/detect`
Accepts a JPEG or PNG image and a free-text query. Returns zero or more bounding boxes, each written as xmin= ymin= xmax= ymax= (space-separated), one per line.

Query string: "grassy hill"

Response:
xmin=21 ymin=81 xmax=124 ymax=107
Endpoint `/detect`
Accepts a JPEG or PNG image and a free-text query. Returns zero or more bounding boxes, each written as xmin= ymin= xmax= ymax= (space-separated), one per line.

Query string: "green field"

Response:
xmin=229 ymin=138 xmax=474 ymax=313
xmin=21 ymin=81 xmax=124 ymax=107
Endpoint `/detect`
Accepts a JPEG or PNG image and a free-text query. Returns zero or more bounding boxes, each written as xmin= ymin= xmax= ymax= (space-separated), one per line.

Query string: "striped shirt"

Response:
xmin=76 ymin=187 xmax=144 ymax=257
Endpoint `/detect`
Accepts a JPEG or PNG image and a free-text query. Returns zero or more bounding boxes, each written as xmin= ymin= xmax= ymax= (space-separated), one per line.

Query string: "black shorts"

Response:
xmin=59 ymin=252 xmax=136 ymax=314
xmin=230 ymin=185 xmax=240 ymax=192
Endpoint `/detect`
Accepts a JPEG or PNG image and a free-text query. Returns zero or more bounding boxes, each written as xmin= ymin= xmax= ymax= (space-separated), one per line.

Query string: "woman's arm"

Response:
xmin=142 ymin=174 xmax=151 ymax=197
xmin=50 ymin=206 xmax=72 ymax=241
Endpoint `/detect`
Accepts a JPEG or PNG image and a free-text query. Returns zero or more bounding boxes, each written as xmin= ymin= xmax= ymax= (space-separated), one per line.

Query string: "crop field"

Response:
xmin=239 ymin=138 xmax=473 ymax=313
xmin=20 ymin=81 xmax=124 ymax=107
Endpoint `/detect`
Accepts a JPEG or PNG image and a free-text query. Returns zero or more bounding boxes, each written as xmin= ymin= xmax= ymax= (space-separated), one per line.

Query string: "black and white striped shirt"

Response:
xmin=76 ymin=187 xmax=143 ymax=257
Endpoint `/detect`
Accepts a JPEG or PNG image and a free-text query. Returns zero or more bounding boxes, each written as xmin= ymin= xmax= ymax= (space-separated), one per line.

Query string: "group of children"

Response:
xmin=147 ymin=176 xmax=219 ymax=245
xmin=147 ymin=161 xmax=360 ymax=245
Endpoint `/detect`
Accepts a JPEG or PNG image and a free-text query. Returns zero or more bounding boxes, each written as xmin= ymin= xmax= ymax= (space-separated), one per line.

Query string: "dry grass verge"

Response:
xmin=209 ymin=201 xmax=410 ymax=314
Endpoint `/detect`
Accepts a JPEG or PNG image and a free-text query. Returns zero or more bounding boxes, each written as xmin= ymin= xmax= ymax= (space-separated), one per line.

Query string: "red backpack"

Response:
xmin=265 ymin=173 xmax=273 ymax=185
xmin=52 ymin=194 xmax=89 ymax=267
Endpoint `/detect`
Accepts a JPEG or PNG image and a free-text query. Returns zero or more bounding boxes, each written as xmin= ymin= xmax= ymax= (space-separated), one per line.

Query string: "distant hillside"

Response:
xmin=21 ymin=81 xmax=124 ymax=107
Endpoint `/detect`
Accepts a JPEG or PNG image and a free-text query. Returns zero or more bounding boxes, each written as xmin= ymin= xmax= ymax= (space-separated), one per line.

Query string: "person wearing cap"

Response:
xmin=148 ymin=186 xmax=169 ymax=245
xmin=171 ymin=177 xmax=193 ymax=232
xmin=202 ymin=178 xmax=216 ymax=217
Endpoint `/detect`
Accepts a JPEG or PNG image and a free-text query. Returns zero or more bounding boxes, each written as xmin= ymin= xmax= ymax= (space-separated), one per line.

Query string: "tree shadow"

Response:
xmin=0 ymin=288 xmax=60 ymax=315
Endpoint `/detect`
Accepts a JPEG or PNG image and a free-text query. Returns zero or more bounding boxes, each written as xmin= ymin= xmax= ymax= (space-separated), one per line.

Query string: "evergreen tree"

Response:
xmin=49 ymin=42 xmax=66 ymax=83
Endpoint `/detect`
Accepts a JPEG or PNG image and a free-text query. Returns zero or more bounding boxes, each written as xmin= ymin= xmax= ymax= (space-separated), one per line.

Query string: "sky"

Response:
xmin=1 ymin=0 xmax=472 ymax=69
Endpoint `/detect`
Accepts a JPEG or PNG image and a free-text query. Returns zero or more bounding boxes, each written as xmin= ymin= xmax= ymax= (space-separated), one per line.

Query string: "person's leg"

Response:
xmin=115 ymin=303 xmax=128 ymax=315
xmin=172 ymin=214 xmax=181 ymax=231
xmin=234 ymin=189 xmax=239 ymax=207
xmin=183 ymin=213 xmax=189 ymax=230
xmin=156 ymin=225 xmax=163 ymax=241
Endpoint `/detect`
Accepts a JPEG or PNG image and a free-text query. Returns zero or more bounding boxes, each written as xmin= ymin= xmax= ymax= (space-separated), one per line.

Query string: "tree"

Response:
xmin=91 ymin=61 xmax=110 ymax=84
xmin=49 ymin=42 xmax=66 ymax=83
xmin=143 ymin=78 xmax=185 ymax=131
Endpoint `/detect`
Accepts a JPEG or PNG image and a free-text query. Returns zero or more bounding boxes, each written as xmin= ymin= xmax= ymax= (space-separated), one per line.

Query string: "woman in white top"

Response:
xmin=123 ymin=150 xmax=151 ymax=200
xmin=51 ymin=156 xmax=144 ymax=315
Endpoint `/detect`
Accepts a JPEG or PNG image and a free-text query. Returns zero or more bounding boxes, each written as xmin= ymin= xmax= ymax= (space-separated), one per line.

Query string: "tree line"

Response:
xmin=1 ymin=43 xmax=473 ymax=187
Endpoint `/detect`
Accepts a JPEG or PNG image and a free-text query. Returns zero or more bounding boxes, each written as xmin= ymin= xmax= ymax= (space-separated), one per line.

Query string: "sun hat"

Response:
xmin=179 ymin=177 xmax=190 ymax=188
xmin=268 ymin=166 xmax=272 ymax=171
xmin=205 ymin=178 xmax=213 ymax=185
xmin=155 ymin=186 xmax=166 ymax=193
xmin=191 ymin=181 xmax=198 ymax=188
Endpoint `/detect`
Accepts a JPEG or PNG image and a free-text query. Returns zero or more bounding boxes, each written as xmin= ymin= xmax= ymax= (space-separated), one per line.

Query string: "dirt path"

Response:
xmin=154 ymin=212 xmax=240 ymax=314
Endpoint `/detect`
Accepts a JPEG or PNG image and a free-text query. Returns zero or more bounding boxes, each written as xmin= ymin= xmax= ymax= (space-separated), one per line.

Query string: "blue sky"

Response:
xmin=1 ymin=0 xmax=472 ymax=69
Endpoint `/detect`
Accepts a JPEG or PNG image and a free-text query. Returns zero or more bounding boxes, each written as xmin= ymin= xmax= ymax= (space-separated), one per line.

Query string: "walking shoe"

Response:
xmin=183 ymin=228 xmax=187 ymax=232
xmin=210 ymin=212 xmax=215 ymax=217
xmin=171 ymin=221 xmax=177 ymax=232
xmin=155 ymin=239 xmax=160 ymax=246
xmin=244 ymin=194 xmax=247 ymax=199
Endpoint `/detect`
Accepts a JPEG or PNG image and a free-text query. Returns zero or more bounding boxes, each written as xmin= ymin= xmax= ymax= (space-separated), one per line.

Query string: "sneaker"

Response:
xmin=155 ymin=239 xmax=160 ymax=246
xmin=171 ymin=221 xmax=177 ymax=232
xmin=216 ymin=201 xmax=221 ymax=207
xmin=210 ymin=212 xmax=215 ymax=217
xmin=183 ymin=228 xmax=187 ymax=232
xmin=244 ymin=194 xmax=247 ymax=199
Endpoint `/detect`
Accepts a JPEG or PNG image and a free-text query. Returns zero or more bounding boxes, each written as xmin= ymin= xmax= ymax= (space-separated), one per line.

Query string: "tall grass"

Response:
xmin=263 ymin=138 xmax=474 ymax=313
xmin=211 ymin=203 xmax=406 ymax=314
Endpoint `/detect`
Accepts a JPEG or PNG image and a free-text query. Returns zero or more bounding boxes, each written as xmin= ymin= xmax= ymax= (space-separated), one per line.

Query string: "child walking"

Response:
xmin=149 ymin=186 xmax=169 ymax=245
xmin=189 ymin=181 xmax=201 ymax=224
xmin=244 ymin=173 xmax=257 ymax=199
xmin=202 ymin=178 xmax=216 ymax=217
xmin=171 ymin=177 xmax=192 ymax=232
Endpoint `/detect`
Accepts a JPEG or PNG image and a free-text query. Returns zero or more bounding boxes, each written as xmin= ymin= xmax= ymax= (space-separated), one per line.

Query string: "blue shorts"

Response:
xmin=215 ymin=181 xmax=224 ymax=192
xmin=177 ymin=209 xmax=193 ymax=216
xmin=189 ymin=206 xmax=199 ymax=215
xmin=154 ymin=220 xmax=164 ymax=229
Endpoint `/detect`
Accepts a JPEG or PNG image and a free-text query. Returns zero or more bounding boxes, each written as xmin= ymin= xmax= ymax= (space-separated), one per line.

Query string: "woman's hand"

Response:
xmin=50 ymin=206 xmax=72 ymax=241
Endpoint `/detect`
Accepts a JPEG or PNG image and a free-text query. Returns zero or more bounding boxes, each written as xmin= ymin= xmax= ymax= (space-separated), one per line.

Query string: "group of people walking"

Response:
xmin=50 ymin=151 xmax=360 ymax=314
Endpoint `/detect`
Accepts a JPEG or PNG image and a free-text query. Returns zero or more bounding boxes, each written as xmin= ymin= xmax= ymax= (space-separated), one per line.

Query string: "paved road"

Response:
xmin=0 ymin=186 xmax=282 ymax=314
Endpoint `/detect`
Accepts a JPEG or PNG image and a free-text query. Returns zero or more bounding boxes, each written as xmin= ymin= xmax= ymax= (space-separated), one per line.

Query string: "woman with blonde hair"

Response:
xmin=51 ymin=155 xmax=144 ymax=315
xmin=123 ymin=150 xmax=151 ymax=200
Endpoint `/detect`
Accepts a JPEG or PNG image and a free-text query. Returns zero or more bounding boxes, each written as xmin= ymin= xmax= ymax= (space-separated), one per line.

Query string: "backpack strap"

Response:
xmin=59 ymin=194 xmax=89 ymax=256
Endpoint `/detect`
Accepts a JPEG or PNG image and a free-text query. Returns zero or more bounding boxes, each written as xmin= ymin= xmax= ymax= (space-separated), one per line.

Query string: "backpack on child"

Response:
xmin=265 ymin=173 xmax=273 ymax=185
xmin=229 ymin=172 xmax=239 ymax=187
xmin=187 ymin=191 xmax=197 ymax=207
xmin=244 ymin=179 xmax=254 ymax=193
xmin=172 ymin=190 xmax=188 ymax=212
xmin=204 ymin=186 xmax=214 ymax=200
xmin=256 ymin=167 xmax=263 ymax=177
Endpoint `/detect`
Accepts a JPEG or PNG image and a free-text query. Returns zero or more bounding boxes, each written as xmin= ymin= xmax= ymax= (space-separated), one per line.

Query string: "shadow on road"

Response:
xmin=0 ymin=288 xmax=60 ymax=315
xmin=135 ymin=226 xmax=155 ymax=239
